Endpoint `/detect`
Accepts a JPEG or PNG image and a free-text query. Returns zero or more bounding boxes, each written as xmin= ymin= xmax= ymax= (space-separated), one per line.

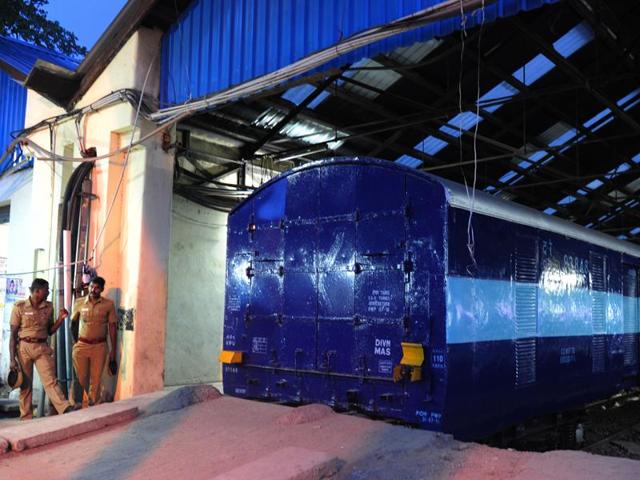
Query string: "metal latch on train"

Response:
xmin=393 ymin=343 xmax=424 ymax=382
xmin=219 ymin=350 xmax=244 ymax=364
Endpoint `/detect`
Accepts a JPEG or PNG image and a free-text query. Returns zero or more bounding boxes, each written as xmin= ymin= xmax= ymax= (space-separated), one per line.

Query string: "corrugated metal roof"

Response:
xmin=397 ymin=18 xmax=593 ymax=171
xmin=282 ymin=38 xmax=440 ymax=108
xmin=387 ymin=38 xmax=441 ymax=64
xmin=343 ymin=59 xmax=402 ymax=100
xmin=0 ymin=35 xmax=79 ymax=79
xmin=0 ymin=37 xmax=76 ymax=176
xmin=160 ymin=0 xmax=558 ymax=106
xmin=253 ymin=107 xmax=346 ymax=150
xmin=0 ymin=69 xmax=27 ymax=176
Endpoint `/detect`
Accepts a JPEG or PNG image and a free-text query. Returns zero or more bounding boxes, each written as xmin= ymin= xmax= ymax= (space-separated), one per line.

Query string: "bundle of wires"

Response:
xmin=150 ymin=0 xmax=489 ymax=124
xmin=173 ymin=151 xmax=253 ymax=212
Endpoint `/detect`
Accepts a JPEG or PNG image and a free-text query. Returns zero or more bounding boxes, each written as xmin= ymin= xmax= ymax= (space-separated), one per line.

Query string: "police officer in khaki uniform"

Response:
xmin=71 ymin=276 xmax=117 ymax=406
xmin=9 ymin=278 xmax=72 ymax=419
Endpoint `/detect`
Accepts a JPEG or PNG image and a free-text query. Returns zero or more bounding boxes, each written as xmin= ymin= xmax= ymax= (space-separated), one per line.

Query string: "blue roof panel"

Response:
xmin=548 ymin=128 xmax=578 ymax=147
xmin=623 ymin=97 xmax=640 ymax=112
xmin=440 ymin=111 xmax=482 ymax=138
xmin=478 ymin=81 xmax=520 ymax=113
xmin=586 ymin=179 xmax=603 ymax=190
xmin=512 ymin=54 xmax=555 ymax=86
xmin=282 ymin=84 xmax=330 ymax=109
xmin=553 ymin=21 xmax=594 ymax=58
xmin=583 ymin=108 xmax=611 ymax=129
xmin=416 ymin=135 xmax=448 ymax=156
xmin=605 ymin=162 xmax=631 ymax=180
xmin=395 ymin=155 xmax=423 ymax=169
xmin=499 ymin=170 xmax=517 ymax=183
xmin=161 ymin=0 xmax=559 ymax=105
xmin=0 ymin=69 xmax=27 ymax=175
xmin=616 ymin=87 xmax=640 ymax=108
xmin=557 ymin=195 xmax=576 ymax=206
xmin=0 ymin=35 xmax=79 ymax=78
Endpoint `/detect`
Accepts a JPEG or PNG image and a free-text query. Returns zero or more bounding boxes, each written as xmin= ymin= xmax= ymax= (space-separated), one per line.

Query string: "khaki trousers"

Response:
xmin=72 ymin=341 xmax=107 ymax=406
xmin=17 ymin=342 xmax=70 ymax=419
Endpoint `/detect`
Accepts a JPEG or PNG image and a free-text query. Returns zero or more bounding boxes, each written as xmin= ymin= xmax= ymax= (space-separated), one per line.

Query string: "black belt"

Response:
xmin=20 ymin=337 xmax=47 ymax=344
xmin=78 ymin=336 xmax=106 ymax=345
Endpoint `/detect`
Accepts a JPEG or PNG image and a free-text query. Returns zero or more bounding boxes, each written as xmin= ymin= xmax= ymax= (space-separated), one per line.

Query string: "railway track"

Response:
xmin=484 ymin=390 xmax=640 ymax=458
xmin=582 ymin=419 xmax=640 ymax=458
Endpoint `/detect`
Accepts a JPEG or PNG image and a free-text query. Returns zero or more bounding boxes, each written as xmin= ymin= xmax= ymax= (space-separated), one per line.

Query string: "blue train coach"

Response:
xmin=220 ymin=157 xmax=640 ymax=439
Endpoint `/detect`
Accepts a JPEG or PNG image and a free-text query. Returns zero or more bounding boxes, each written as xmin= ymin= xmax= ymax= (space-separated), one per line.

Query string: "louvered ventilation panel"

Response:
xmin=623 ymin=267 xmax=638 ymax=367
xmin=590 ymin=253 xmax=606 ymax=373
xmin=514 ymin=243 xmax=538 ymax=387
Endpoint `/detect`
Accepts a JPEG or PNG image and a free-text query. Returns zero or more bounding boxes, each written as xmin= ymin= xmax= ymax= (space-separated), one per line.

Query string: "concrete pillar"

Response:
xmin=137 ymin=138 xmax=174 ymax=394
xmin=113 ymin=126 xmax=173 ymax=398
xmin=51 ymin=27 xmax=171 ymax=400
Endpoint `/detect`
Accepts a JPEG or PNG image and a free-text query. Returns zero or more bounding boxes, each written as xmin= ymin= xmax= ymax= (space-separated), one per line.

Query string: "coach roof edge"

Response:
xmin=438 ymin=176 xmax=640 ymax=258
xmin=233 ymin=156 xmax=640 ymax=258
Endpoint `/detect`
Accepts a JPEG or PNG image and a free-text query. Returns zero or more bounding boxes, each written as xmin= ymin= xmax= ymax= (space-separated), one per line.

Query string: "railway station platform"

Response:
xmin=0 ymin=386 xmax=638 ymax=480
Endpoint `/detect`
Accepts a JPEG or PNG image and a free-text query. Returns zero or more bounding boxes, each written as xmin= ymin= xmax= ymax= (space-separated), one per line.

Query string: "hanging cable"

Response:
xmin=0 ymin=259 xmax=88 ymax=278
xmin=465 ymin=0 xmax=486 ymax=273
xmin=457 ymin=0 xmax=468 ymax=184
xmin=455 ymin=0 xmax=476 ymax=272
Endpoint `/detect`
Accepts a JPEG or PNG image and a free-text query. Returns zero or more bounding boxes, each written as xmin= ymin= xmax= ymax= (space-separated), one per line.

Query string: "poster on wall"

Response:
xmin=5 ymin=278 xmax=25 ymax=303
xmin=0 ymin=278 xmax=27 ymax=381
xmin=0 ymin=278 xmax=6 ymax=315
xmin=0 ymin=277 xmax=7 ymax=379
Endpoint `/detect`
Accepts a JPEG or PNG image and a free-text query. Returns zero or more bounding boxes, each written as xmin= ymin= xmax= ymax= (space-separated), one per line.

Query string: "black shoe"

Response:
xmin=63 ymin=405 xmax=74 ymax=414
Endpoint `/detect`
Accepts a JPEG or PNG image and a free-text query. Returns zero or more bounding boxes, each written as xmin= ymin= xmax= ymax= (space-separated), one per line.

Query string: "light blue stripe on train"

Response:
xmin=446 ymin=276 xmax=640 ymax=344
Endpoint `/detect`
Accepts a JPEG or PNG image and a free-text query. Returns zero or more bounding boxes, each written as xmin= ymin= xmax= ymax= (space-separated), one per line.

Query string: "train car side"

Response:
xmin=444 ymin=206 xmax=640 ymax=439
xmin=220 ymin=157 xmax=640 ymax=440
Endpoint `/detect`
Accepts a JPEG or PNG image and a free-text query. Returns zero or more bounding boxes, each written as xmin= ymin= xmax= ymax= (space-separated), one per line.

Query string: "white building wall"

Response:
xmin=165 ymin=195 xmax=227 ymax=386
xmin=0 ymin=223 xmax=10 ymax=259
xmin=20 ymin=28 xmax=172 ymax=399
xmin=0 ymin=181 xmax=34 ymax=384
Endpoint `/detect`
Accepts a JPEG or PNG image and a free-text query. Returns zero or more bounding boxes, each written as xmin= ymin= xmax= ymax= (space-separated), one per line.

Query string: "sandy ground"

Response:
xmin=0 ymin=395 xmax=638 ymax=480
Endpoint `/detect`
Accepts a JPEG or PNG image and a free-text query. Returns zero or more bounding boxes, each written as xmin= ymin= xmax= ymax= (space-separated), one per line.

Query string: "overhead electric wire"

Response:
xmin=1 ymin=113 xmax=187 ymax=165
xmin=14 ymin=89 xmax=154 ymax=139
xmin=0 ymin=259 xmax=89 ymax=278
xmin=0 ymin=0 xmax=492 ymax=214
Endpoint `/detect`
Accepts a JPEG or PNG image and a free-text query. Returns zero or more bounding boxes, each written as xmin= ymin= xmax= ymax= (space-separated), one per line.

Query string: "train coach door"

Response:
xmin=315 ymin=165 xmax=359 ymax=376
xmin=314 ymin=165 xmax=409 ymax=381
xmin=354 ymin=168 xmax=408 ymax=381
xmin=244 ymin=183 xmax=286 ymax=371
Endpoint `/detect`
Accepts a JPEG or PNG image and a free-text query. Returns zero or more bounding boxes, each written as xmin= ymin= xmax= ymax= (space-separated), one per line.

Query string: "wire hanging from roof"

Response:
xmin=466 ymin=0 xmax=486 ymax=273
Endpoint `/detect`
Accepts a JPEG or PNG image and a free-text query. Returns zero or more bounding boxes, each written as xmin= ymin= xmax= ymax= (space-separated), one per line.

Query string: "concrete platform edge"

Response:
xmin=0 ymin=384 xmax=221 ymax=454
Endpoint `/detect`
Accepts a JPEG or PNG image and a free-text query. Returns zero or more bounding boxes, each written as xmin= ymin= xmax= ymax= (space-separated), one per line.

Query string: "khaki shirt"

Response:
xmin=71 ymin=296 xmax=117 ymax=341
xmin=10 ymin=298 xmax=53 ymax=340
